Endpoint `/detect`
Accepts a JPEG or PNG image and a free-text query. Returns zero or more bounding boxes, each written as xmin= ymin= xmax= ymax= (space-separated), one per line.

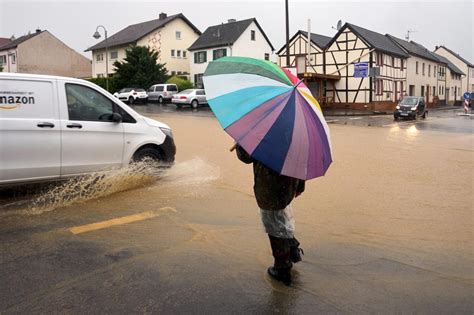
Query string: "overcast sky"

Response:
xmin=1 ymin=0 xmax=472 ymax=62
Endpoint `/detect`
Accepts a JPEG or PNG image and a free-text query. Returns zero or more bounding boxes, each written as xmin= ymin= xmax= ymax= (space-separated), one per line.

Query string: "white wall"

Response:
xmin=435 ymin=47 xmax=472 ymax=93
xmin=189 ymin=20 xmax=273 ymax=86
xmin=405 ymin=56 xmax=440 ymax=102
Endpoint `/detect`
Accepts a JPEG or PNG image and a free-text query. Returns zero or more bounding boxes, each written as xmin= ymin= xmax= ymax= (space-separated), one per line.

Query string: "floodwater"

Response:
xmin=0 ymin=112 xmax=473 ymax=313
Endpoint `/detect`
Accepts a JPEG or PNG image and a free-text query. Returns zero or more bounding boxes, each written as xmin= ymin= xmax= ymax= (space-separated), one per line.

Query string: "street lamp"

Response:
xmin=93 ymin=25 xmax=109 ymax=91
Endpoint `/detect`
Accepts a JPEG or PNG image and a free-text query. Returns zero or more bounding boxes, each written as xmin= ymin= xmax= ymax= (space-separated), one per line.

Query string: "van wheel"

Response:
xmin=158 ymin=96 xmax=163 ymax=104
xmin=191 ymin=100 xmax=199 ymax=109
xmin=132 ymin=148 xmax=162 ymax=162
xmin=128 ymin=97 xmax=135 ymax=105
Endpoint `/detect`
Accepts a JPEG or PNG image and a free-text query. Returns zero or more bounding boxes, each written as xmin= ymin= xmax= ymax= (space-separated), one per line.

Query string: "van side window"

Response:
xmin=156 ymin=86 xmax=164 ymax=92
xmin=167 ymin=85 xmax=177 ymax=92
xmin=66 ymin=84 xmax=114 ymax=122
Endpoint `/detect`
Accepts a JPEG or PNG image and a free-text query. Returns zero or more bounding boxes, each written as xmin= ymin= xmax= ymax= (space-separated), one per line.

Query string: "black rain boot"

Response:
xmin=289 ymin=237 xmax=304 ymax=263
xmin=267 ymin=235 xmax=292 ymax=286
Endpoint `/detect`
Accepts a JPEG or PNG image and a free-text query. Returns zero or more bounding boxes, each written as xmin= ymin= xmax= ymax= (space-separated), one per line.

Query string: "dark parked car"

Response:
xmin=394 ymin=96 xmax=427 ymax=120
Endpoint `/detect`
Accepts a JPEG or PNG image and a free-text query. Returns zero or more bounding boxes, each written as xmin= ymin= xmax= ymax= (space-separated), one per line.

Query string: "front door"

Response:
xmin=60 ymin=83 xmax=124 ymax=175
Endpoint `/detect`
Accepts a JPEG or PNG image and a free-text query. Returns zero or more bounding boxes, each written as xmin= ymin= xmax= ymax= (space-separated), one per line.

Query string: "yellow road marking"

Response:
xmin=69 ymin=207 xmax=176 ymax=234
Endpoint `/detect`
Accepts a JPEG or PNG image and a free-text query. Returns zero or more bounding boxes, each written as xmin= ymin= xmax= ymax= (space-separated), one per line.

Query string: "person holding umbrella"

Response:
xmin=203 ymin=56 xmax=333 ymax=286
xmin=235 ymin=144 xmax=305 ymax=286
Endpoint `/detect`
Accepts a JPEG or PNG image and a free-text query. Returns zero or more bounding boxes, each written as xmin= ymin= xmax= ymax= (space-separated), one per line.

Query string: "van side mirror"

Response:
xmin=112 ymin=112 xmax=122 ymax=123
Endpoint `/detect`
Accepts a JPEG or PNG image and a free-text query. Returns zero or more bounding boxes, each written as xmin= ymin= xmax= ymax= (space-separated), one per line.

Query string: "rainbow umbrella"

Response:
xmin=203 ymin=56 xmax=332 ymax=180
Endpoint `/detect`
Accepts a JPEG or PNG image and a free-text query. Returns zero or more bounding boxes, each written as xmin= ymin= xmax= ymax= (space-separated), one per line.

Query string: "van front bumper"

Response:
xmin=160 ymin=135 xmax=176 ymax=163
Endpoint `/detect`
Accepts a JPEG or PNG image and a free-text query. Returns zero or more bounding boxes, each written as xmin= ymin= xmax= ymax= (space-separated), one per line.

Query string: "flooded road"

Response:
xmin=1 ymin=110 xmax=473 ymax=313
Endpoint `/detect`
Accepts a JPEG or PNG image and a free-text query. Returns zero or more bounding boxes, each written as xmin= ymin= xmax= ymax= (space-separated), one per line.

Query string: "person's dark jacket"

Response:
xmin=236 ymin=145 xmax=305 ymax=211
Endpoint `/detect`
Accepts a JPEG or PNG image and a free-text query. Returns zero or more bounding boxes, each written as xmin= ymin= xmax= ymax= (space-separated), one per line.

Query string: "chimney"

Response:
xmin=159 ymin=12 xmax=167 ymax=20
xmin=36 ymin=28 xmax=41 ymax=33
xmin=227 ymin=19 xmax=236 ymax=23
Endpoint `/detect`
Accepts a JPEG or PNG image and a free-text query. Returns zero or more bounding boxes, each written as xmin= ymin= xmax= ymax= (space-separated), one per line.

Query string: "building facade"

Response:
xmin=434 ymin=53 xmax=464 ymax=105
xmin=188 ymin=18 xmax=274 ymax=88
xmin=322 ymin=23 xmax=408 ymax=110
xmin=86 ymin=13 xmax=201 ymax=80
xmin=387 ymin=36 xmax=445 ymax=106
xmin=435 ymin=46 xmax=474 ymax=93
xmin=0 ymin=30 xmax=91 ymax=78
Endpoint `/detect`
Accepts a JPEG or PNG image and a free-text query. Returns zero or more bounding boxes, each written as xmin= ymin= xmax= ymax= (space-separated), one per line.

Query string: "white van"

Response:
xmin=0 ymin=73 xmax=176 ymax=186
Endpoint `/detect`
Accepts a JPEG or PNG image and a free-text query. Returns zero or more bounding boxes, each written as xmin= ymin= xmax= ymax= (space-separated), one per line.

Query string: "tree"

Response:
xmin=113 ymin=45 xmax=168 ymax=90
xmin=166 ymin=75 xmax=194 ymax=91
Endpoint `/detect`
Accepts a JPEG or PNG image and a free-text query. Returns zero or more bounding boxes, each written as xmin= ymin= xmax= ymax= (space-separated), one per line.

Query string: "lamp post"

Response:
xmin=93 ymin=25 xmax=108 ymax=91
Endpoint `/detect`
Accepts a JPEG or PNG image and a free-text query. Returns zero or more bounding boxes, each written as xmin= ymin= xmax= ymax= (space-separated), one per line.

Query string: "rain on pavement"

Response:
xmin=1 ymin=103 xmax=473 ymax=313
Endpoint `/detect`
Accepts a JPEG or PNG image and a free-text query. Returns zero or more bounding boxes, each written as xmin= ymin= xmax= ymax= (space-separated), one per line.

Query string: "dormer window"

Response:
xmin=251 ymin=30 xmax=256 ymax=41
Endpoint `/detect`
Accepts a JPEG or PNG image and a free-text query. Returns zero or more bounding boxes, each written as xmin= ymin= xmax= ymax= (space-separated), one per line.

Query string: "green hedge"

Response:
xmin=85 ymin=77 xmax=119 ymax=93
xmin=166 ymin=76 xmax=194 ymax=91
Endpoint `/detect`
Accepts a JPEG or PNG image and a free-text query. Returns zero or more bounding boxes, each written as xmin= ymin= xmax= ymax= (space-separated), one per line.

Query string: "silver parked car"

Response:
xmin=147 ymin=84 xmax=178 ymax=103
xmin=171 ymin=89 xmax=208 ymax=109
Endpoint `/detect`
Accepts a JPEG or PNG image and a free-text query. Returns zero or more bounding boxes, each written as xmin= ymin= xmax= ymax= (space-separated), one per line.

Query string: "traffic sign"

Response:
xmin=354 ymin=62 xmax=369 ymax=77
xmin=463 ymin=92 xmax=471 ymax=100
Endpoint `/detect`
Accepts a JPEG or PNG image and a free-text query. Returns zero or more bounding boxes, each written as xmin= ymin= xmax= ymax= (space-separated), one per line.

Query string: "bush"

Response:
xmin=85 ymin=77 xmax=119 ymax=93
xmin=166 ymin=76 xmax=194 ymax=92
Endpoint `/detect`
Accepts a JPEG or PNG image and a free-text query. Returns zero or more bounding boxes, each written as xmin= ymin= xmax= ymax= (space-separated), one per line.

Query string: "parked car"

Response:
xmin=147 ymin=84 xmax=178 ymax=103
xmin=0 ymin=73 xmax=176 ymax=186
xmin=113 ymin=88 xmax=148 ymax=104
xmin=394 ymin=96 xmax=427 ymax=120
xmin=171 ymin=89 xmax=208 ymax=109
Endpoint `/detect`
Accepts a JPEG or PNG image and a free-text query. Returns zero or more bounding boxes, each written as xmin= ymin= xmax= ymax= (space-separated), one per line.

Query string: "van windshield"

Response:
xmin=400 ymin=97 xmax=418 ymax=106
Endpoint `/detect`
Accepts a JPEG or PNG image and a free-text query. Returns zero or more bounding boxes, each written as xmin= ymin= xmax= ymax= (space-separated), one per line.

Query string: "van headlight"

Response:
xmin=411 ymin=106 xmax=417 ymax=111
xmin=159 ymin=127 xmax=173 ymax=138
xmin=396 ymin=105 xmax=400 ymax=110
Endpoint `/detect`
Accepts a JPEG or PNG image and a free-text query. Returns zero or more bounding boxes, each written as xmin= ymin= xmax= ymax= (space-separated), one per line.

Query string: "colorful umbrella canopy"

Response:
xmin=203 ymin=56 xmax=332 ymax=180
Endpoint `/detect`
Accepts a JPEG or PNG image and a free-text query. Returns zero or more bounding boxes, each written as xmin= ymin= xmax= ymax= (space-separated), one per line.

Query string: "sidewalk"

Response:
xmin=322 ymin=105 xmax=464 ymax=117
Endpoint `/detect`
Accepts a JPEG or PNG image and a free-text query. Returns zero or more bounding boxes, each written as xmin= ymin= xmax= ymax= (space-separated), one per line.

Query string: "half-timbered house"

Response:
xmin=324 ymin=23 xmax=409 ymax=110
xmin=277 ymin=30 xmax=338 ymax=102
xmin=386 ymin=35 xmax=445 ymax=107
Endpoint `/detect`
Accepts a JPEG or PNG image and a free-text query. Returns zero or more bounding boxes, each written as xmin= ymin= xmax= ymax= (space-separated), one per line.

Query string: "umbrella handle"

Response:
xmin=229 ymin=143 xmax=238 ymax=152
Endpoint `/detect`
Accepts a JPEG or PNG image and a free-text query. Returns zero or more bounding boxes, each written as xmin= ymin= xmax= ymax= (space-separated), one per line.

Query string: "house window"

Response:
xmin=177 ymin=50 xmax=181 ymax=58
xmin=171 ymin=71 xmax=176 ymax=75
xmin=176 ymin=31 xmax=181 ymax=40
xmin=422 ymin=63 xmax=425 ymax=76
xmin=194 ymin=51 xmax=207 ymax=64
xmin=213 ymin=48 xmax=227 ymax=60
xmin=97 ymin=74 xmax=104 ymax=78
xmin=171 ymin=49 xmax=175 ymax=57
xmin=400 ymin=59 xmax=404 ymax=71
xmin=0 ymin=55 xmax=6 ymax=65
xmin=377 ymin=53 xmax=384 ymax=66
xmin=376 ymin=79 xmax=383 ymax=95
xmin=391 ymin=56 xmax=394 ymax=67
xmin=96 ymin=53 xmax=103 ymax=62
xmin=434 ymin=66 xmax=436 ymax=78
xmin=428 ymin=65 xmax=431 ymax=77
xmin=264 ymin=53 xmax=269 ymax=61
xmin=251 ymin=30 xmax=256 ymax=41
xmin=416 ymin=61 xmax=419 ymax=74
xmin=183 ymin=51 xmax=187 ymax=58
xmin=110 ymin=51 xmax=118 ymax=59
xmin=194 ymin=73 xmax=204 ymax=88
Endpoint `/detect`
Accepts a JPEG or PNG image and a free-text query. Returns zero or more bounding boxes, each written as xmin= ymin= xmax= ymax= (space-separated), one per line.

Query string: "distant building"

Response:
xmin=277 ymin=30 xmax=333 ymax=100
xmin=188 ymin=18 xmax=274 ymax=88
xmin=85 ymin=13 xmax=201 ymax=80
xmin=432 ymin=53 xmax=464 ymax=105
xmin=387 ymin=35 xmax=445 ymax=106
xmin=0 ymin=30 xmax=91 ymax=78
xmin=434 ymin=46 xmax=474 ymax=93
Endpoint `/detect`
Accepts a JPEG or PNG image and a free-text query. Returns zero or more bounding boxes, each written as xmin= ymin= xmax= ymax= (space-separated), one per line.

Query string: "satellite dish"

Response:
xmin=337 ymin=20 xmax=342 ymax=30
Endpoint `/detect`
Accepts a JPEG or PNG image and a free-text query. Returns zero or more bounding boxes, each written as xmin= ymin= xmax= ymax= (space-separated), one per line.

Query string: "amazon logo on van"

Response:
xmin=0 ymin=95 xmax=35 ymax=105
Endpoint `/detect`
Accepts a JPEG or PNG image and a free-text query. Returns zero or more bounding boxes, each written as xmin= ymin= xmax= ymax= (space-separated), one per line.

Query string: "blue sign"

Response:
xmin=354 ymin=62 xmax=369 ymax=78
xmin=463 ymin=92 xmax=471 ymax=100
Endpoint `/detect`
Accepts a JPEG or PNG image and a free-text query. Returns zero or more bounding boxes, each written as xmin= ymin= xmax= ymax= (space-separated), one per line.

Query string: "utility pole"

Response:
xmin=285 ymin=0 xmax=290 ymax=67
